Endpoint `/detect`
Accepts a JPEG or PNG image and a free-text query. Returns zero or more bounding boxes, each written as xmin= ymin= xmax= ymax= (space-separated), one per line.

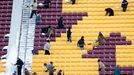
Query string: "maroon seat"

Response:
xmin=110 ymin=32 xmax=121 ymax=37
xmin=127 ymin=41 xmax=132 ymax=45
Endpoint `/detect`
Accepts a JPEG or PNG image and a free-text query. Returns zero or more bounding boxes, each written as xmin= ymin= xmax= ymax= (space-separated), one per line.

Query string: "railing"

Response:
xmin=17 ymin=0 xmax=33 ymax=74
xmin=5 ymin=0 xmax=25 ymax=74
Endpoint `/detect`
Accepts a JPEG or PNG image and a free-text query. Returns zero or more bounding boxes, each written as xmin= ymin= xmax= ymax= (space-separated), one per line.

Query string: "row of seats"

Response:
xmin=62 ymin=1 xmax=134 ymax=4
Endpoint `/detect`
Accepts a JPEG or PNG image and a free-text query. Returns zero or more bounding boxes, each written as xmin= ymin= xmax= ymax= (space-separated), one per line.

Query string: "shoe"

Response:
xmin=42 ymin=33 xmax=46 ymax=35
xmin=46 ymin=38 xmax=50 ymax=41
xmin=94 ymin=46 xmax=97 ymax=48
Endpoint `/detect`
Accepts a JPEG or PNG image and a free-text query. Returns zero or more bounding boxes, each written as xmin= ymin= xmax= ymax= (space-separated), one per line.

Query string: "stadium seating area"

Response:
xmin=32 ymin=0 xmax=134 ymax=75
xmin=0 ymin=0 xmax=13 ymax=73
xmin=0 ymin=0 xmax=134 ymax=75
xmin=34 ymin=0 xmax=87 ymax=50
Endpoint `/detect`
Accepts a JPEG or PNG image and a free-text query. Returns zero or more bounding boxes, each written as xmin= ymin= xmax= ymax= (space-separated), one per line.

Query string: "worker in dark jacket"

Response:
xmin=121 ymin=0 xmax=128 ymax=12
xmin=41 ymin=26 xmax=50 ymax=35
xmin=77 ymin=36 xmax=85 ymax=50
xmin=57 ymin=16 xmax=64 ymax=29
xmin=43 ymin=0 xmax=51 ymax=9
xmin=67 ymin=28 xmax=72 ymax=42
xmin=57 ymin=70 xmax=64 ymax=75
xmin=16 ymin=58 xmax=24 ymax=75
xmin=105 ymin=8 xmax=114 ymax=16
xmin=71 ymin=0 xmax=76 ymax=5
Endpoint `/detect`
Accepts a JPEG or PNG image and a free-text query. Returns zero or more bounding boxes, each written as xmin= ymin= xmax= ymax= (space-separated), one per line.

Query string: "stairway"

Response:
xmin=19 ymin=0 xmax=35 ymax=72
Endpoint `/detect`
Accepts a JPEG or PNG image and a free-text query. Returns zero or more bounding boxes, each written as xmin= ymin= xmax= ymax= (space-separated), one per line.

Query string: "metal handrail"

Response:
xmin=17 ymin=0 xmax=32 ymax=75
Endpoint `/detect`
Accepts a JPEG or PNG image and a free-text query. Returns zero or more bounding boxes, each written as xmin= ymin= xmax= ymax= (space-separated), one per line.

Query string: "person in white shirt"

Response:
xmin=44 ymin=39 xmax=51 ymax=55
xmin=30 ymin=0 xmax=37 ymax=18
xmin=98 ymin=59 xmax=105 ymax=73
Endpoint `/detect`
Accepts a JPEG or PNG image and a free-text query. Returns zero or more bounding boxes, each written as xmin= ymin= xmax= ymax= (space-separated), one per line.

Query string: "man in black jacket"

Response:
xmin=67 ymin=28 xmax=72 ymax=42
xmin=71 ymin=0 xmax=76 ymax=5
xmin=57 ymin=16 xmax=64 ymax=29
xmin=121 ymin=0 xmax=128 ymax=12
xmin=105 ymin=8 xmax=114 ymax=16
xmin=16 ymin=58 xmax=24 ymax=75
xmin=43 ymin=0 xmax=51 ymax=9
xmin=77 ymin=36 xmax=85 ymax=50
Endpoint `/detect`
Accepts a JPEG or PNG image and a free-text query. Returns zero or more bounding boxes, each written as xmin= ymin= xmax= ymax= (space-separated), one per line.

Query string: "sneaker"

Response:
xmin=42 ymin=33 xmax=46 ymax=35
xmin=94 ymin=46 xmax=97 ymax=48
xmin=46 ymin=38 xmax=50 ymax=41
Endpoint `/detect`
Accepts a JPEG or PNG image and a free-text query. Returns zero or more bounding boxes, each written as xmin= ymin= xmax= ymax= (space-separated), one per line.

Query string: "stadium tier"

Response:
xmin=0 ymin=0 xmax=134 ymax=75
xmin=32 ymin=0 xmax=134 ymax=75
